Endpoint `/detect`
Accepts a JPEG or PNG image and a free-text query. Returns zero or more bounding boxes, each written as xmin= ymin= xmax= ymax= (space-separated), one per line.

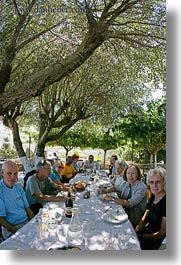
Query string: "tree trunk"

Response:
xmin=154 ymin=153 xmax=157 ymax=167
xmin=131 ymin=143 xmax=134 ymax=162
xmin=150 ymin=154 xmax=153 ymax=165
xmin=19 ymin=156 xmax=34 ymax=173
xmin=3 ymin=115 xmax=35 ymax=172
xmin=103 ymin=150 xmax=107 ymax=169
xmin=36 ymin=142 xmax=46 ymax=158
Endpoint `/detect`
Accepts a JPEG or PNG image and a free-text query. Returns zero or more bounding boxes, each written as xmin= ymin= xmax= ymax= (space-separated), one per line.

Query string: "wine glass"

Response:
xmin=118 ymin=234 xmax=130 ymax=250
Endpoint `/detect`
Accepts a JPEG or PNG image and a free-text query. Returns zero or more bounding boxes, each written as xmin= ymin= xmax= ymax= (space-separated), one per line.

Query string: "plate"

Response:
xmin=99 ymin=182 xmax=110 ymax=188
xmin=102 ymin=212 xmax=128 ymax=224
xmin=0 ymin=241 xmax=28 ymax=250
xmin=73 ymin=181 xmax=87 ymax=192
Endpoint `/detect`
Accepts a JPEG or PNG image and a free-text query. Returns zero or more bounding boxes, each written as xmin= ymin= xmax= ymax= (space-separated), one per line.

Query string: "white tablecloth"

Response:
xmin=0 ymin=174 xmax=141 ymax=251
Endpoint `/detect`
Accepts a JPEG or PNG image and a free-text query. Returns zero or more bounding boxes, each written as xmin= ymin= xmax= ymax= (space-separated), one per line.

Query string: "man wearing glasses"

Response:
xmin=83 ymin=155 xmax=100 ymax=172
xmin=25 ymin=160 xmax=74 ymax=215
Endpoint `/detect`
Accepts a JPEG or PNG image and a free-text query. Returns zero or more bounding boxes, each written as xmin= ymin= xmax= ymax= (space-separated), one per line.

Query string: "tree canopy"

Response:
xmin=0 ymin=0 xmax=166 ymax=115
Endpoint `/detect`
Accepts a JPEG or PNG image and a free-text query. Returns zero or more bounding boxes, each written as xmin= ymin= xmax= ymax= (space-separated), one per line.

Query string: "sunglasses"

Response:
xmin=58 ymin=166 xmax=64 ymax=169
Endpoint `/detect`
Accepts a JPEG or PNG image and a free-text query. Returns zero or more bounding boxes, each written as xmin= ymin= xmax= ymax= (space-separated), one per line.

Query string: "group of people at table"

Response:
xmin=0 ymin=154 xmax=166 ymax=250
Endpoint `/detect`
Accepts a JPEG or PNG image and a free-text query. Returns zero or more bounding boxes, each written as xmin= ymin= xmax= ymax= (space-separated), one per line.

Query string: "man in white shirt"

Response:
xmin=83 ymin=155 xmax=100 ymax=172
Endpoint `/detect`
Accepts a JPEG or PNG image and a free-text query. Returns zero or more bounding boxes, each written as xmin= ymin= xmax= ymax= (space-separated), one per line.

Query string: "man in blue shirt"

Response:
xmin=0 ymin=160 xmax=34 ymax=239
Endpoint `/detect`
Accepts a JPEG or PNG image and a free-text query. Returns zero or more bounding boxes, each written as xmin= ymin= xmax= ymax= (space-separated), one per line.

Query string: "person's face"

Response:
xmin=88 ymin=156 xmax=94 ymax=163
xmin=74 ymin=157 xmax=79 ymax=163
xmin=2 ymin=162 xmax=18 ymax=188
xmin=110 ymin=157 xmax=116 ymax=166
xmin=66 ymin=157 xmax=73 ymax=165
xmin=126 ymin=166 xmax=138 ymax=184
xmin=116 ymin=165 xmax=123 ymax=174
xmin=148 ymin=173 xmax=165 ymax=196
xmin=56 ymin=165 xmax=63 ymax=173
xmin=38 ymin=163 xmax=51 ymax=180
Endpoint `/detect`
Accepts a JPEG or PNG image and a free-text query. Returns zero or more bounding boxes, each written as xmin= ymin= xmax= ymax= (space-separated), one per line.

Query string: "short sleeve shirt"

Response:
xmin=146 ymin=194 xmax=166 ymax=233
xmin=61 ymin=164 xmax=76 ymax=179
xmin=0 ymin=180 xmax=29 ymax=225
xmin=50 ymin=170 xmax=61 ymax=181
xmin=25 ymin=175 xmax=55 ymax=205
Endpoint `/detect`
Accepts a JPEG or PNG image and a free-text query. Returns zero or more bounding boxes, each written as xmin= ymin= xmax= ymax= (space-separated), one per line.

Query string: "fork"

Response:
xmin=103 ymin=206 xmax=112 ymax=214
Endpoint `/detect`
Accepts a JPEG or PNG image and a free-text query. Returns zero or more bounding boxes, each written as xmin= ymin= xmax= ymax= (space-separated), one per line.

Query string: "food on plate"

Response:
xmin=73 ymin=181 xmax=87 ymax=191
xmin=99 ymin=182 xmax=108 ymax=187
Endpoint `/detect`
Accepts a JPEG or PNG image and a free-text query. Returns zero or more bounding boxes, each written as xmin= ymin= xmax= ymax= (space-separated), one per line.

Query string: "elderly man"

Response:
xmin=0 ymin=160 xmax=34 ymax=239
xmin=25 ymin=160 xmax=74 ymax=215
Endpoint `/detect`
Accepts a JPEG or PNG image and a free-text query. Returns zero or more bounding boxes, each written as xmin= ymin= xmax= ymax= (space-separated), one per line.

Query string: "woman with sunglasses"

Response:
xmin=50 ymin=162 xmax=64 ymax=185
xmin=135 ymin=167 xmax=166 ymax=250
xmin=50 ymin=162 xmax=70 ymax=190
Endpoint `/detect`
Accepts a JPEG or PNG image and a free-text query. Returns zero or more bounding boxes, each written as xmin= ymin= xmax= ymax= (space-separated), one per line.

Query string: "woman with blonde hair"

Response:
xmin=49 ymin=162 xmax=70 ymax=191
xmin=50 ymin=161 xmax=64 ymax=185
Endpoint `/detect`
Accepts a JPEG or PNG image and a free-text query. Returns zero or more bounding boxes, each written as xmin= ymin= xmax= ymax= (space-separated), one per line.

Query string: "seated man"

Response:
xmin=0 ymin=160 xmax=34 ymax=239
xmin=83 ymin=155 xmax=100 ymax=172
xmin=108 ymin=155 xmax=118 ymax=177
xmin=25 ymin=160 xmax=74 ymax=215
xmin=102 ymin=160 xmax=127 ymax=195
xmin=60 ymin=156 xmax=77 ymax=183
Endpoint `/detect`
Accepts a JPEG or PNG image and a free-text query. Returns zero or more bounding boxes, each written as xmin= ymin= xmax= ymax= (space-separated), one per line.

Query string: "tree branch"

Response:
xmin=15 ymin=21 xmax=63 ymax=52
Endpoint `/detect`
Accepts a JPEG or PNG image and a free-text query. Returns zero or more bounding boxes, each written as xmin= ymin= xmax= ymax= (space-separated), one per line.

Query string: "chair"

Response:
xmin=147 ymin=188 xmax=152 ymax=200
xmin=23 ymin=170 xmax=36 ymax=190
xmin=158 ymin=237 xmax=166 ymax=250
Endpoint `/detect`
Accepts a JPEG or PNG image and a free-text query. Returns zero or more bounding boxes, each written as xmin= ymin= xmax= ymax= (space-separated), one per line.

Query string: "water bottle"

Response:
xmin=67 ymin=208 xmax=83 ymax=246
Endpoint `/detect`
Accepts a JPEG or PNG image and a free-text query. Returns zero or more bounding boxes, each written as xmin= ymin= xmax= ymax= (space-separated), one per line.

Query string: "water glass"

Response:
xmin=57 ymin=225 xmax=66 ymax=244
xmin=48 ymin=217 xmax=58 ymax=235
xmin=103 ymin=236 xmax=116 ymax=250
xmin=82 ymin=220 xmax=90 ymax=237
xmin=118 ymin=234 xmax=130 ymax=250
xmin=37 ymin=215 xmax=49 ymax=239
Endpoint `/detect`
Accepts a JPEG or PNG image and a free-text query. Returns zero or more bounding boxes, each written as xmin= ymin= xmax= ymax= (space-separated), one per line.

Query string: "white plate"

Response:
xmin=0 ymin=241 xmax=28 ymax=250
xmin=102 ymin=212 xmax=128 ymax=224
xmin=49 ymin=208 xmax=64 ymax=221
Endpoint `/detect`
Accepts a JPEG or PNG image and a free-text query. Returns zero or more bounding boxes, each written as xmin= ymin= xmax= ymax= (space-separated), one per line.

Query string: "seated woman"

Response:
xmin=72 ymin=154 xmax=80 ymax=172
xmin=101 ymin=164 xmax=147 ymax=228
xmin=49 ymin=162 xmax=70 ymax=191
xmin=135 ymin=167 xmax=166 ymax=250
xmin=50 ymin=161 xmax=64 ymax=185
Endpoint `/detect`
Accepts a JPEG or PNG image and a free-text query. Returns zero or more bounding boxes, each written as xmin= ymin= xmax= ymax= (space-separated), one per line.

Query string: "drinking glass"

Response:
xmin=118 ymin=234 xmax=130 ymax=250
xmin=57 ymin=225 xmax=67 ymax=245
xmin=48 ymin=216 xmax=58 ymax=235
xmin=103 ymin=235 xmax=116 ymax=250
xmin=82 ymin=220 xmax=90 ymax=237
xmin=37 ymin=215 xmax=49 ymax=239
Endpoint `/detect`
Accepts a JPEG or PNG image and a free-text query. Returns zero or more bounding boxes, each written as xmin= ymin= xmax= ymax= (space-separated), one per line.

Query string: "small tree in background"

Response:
xmin=0 ymin=137 xmax=17 ymax=159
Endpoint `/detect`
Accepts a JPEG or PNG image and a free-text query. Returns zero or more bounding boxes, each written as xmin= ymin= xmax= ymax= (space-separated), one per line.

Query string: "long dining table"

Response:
xmin=0 ymin=172 xmax=141 ymax=251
